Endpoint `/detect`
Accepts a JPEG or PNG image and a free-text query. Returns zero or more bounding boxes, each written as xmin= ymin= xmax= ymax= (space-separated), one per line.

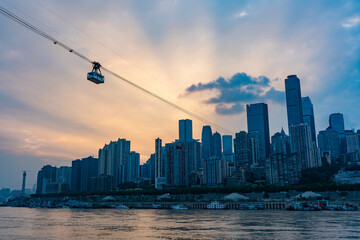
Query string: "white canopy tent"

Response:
xmin=223 ymin=193 xmax=249 ymax=201
xmin=102 ymin=196 xmax=115 ymax=201
xmin=296 ymin=191 xmax=322 ymax=199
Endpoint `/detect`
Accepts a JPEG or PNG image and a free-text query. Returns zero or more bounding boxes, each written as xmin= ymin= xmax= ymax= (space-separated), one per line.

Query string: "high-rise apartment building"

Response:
xmin=246 ymin=103 xmax=270 ymax=163
xmin=345 ymin=130 xmax=360 ymax=154
xmin=179 ymin=119 xmax=193 ymax=142
xmin=271 ymin=129 xmax=291 ymax=155
xmin=165 ymin=139 xmax=201 ymax=188
xmin=267 ymin=130 xmax=301 ymax=186
xmin=155 ymin=138 xmax=166 ymax=189
xmin=289 ymin=123 xmax=316 ymax=169
xmin=266 ymin=153 xmax=301 ymax=186
xmin=165 ymin=142 xmax=186 ymax=187
xmin=128 ymin=151 xmax=140 ymax=182
xmin=203 ymin=157 xmax=229 ymax=185
xmin=155 ymin=138 xmax=163 ymax=178
xmin=140 ymin=154 xmax=155 ymax=180
xmin=98 ymin=138 xmax=131 ymax=187
xmin=36 ymin=165 xmax=57 ymax=194
xmin=285 ymin=75 xmax=303 ymax=131
xmin=80 ymin=157 xmax=99 ymax=192
xmin=148 ymin=154 xmax=156 ymax=180
xmin=56 ymin=166 xmax=72 ymax=185
xmin=71 ymin=157 xmax=99 ymax=192
xmin=71 ymin=160 xmax=82 ymax=192
xmin=234 ymin=131 xmax=253 ymax=168
xmin=185 ymin=140 xmax=202 ymax=186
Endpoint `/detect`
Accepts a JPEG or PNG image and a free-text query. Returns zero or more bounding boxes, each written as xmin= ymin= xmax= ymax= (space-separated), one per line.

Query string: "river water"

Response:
xmin=0 ymin=207 xmax=359 ymax=239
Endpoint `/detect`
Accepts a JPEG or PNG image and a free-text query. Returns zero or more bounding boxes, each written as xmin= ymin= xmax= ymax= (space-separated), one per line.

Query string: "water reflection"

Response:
xmin=0 ymin=208 xmax=359 ymax=239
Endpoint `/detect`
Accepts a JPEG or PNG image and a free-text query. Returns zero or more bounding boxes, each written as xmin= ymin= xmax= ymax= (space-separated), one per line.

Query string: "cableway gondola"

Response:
xmin=87 ymin=61 xmax=104 ymax=84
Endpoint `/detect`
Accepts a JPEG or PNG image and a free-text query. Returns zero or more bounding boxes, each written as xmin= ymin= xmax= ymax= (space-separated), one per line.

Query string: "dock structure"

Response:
xmin=263 ymin=202 xmax=290 ymax=210
xmin=118 ymin=201 xmax=290 ymax=210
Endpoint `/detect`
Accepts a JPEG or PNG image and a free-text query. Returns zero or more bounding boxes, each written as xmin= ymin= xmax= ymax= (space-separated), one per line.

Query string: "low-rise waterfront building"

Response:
xmin=334 ymin=171 xmax=360 ymax=184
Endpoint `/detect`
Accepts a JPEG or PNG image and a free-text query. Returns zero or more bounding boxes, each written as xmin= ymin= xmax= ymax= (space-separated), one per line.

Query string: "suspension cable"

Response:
xmin=0 ymin=5 xmax=233 ymax=134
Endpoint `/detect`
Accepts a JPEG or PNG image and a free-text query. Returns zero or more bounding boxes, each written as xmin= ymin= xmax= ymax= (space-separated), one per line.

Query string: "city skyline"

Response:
xmin=1 ymin=0 xmax=360 ymax=189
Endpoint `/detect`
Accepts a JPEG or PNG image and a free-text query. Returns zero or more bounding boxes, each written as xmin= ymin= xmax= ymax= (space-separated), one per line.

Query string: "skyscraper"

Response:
xmin=249 ymin=131 xmax=262 ymax=165
xmin=246 ymin=103 xmax=270 ymax=163
xmin=155 ymin=138 xmax=163 ymax=178
xmin=179 ymin=119 xmax=193 ymax=142
xmin=161 ymin=146 xmax=167 ymax=179
xmin=266 ymin=153 xmax=301 ymax=186
xmin=345 ymin=130 xmax=360 ymax=154
xmin=164 ymin=139 xmax=201 ymax=188
xmin=289 ymin=123 xmax=315 ymax=169
xmin=271 ymin=129 xmax=291 ymax=155
xmin=141 ymin=155 xmax=155 ymax=180
xmin=329 ymin=113 xmax=345 ymax=136
xmin=155 ymin=138 xmax=166 ymax=189
xmin=203 ymin=157 xmax=229 ymax=185
xmin=128 ymin=151 xmax=140 ymax=182
xmin=267 ymin=129 xmax=301 ymax=186
xmin=98 ymin=138 xmax=131 ymax=187
xmin=56 ymin=166 xmax=72 ymax=185
xmin=36 ymin=165 xmax=62 ymax=194
xmin=148 ymin=154 xmax=156 ymax=180
xmin=185 ymin=140 xmax=202 ymax=187
xmin=212 ymin=131 xmax=222 ymax=157
xmin=80 ymin=156 xmax=99 ymax=192
xmin=318 ymin=127 xmax=341 ymax=162
xmin=165 ymin=142 xmax=186 ymax=187
xmin=71 ymin=160 xmax=82 ymax=192
xmin=285 ymin=75 xmax=303 ymax=131
xmin=302 ymin=97 xmax=316 ymax=143
xmin=201 ymin=125 xmax=213 ymax=160
xmin=222 ymin=135 xmax=233 ymax=163
xmin=329 ymin=113 xmax=346 ymax=153
xmin=234 ymin=131 xmax=252 ymax=168
xmin=70 ymin=157 xmax=99 ymax=192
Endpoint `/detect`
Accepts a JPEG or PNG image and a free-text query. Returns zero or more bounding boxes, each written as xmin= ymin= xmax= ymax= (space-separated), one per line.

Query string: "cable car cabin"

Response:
xmin=87 ymin=71 xmax=104 ymax=84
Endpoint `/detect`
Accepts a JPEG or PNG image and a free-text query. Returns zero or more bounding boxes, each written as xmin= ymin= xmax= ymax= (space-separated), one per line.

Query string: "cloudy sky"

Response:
xmin=0 ymin=0 xmax=359 ymax=189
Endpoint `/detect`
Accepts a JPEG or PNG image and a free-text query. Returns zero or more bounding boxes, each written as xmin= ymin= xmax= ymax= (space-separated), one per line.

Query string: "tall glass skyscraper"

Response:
xmin=285 ymin=75 xmax=303 ymax=131
xmin=201 ymin=125 xmax=213 ymax=160
xmin=179 ymin=119 xmax=193 ymax=142
xmin=246 ymin=103 xmax=270 ymax=164
xmin=212 ymin=132 xmax=222 ymax=157
xmin=302 ymin=96 xmax=316 ymax=143
xmin=329 ymin=113 xmax=345 ymax=135
xmin=222 ymin=135 xmax=233 ymax=163
xmin=222 ymin=135 xmax=233 ymax=154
